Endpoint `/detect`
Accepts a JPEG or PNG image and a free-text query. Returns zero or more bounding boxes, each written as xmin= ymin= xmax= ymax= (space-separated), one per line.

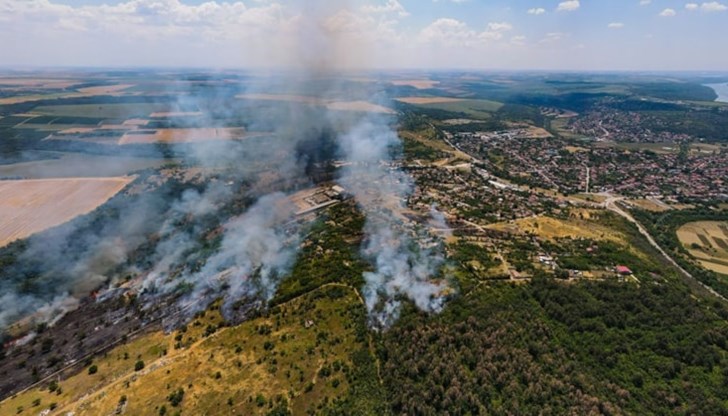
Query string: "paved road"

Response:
xmin=604 ymin=196 xmax=727 ymax=302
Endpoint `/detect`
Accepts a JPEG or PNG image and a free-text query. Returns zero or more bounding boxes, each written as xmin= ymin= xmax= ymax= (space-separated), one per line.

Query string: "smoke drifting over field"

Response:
xmin=0 ymin=1 xmax=450 ymax=337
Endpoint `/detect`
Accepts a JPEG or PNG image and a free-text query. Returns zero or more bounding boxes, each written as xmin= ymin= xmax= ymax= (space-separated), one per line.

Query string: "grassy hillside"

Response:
xmin=1 ymin=285 xmax=378 ymax=416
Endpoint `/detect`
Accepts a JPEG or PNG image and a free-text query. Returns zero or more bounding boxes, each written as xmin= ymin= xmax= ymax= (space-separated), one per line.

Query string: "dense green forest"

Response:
xmin=380 ymin=278 xmax=728 ymax=415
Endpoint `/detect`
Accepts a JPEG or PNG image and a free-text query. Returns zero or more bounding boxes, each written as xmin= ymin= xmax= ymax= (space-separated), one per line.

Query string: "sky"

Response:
xmin=1 ymin=0 xmax=727 ymax=70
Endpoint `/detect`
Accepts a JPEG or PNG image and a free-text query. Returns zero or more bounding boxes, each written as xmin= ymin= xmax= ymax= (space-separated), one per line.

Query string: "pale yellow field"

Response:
xmin=395 ymin=97 xmax=465 ymax=105
xmin=521 ymin=126 xmax=553 ymax=139
xmin=0 ymin=177 xmax=133 ymax=247
xmin=0 ymin=83 xmax=135 ymax=105
xmin=118 ymin=128 xmax=248 ymax=144
xmin=0 ymin=78 xmax=79 ymax=88
xmin=564 ymin=145 xmax=588 ymax=153
xmin=488 ymin=215 xmax=625 ymax=244
xmin=677 ymin=221 xmax=728 ymax=275
xmin=237 ymin=93 xmax=322 ymax=104
xmin=76 ymin=84 xmax=135 ymax=94
xmin=390 ymin=79 xmax=440 ymax=89
xmin=236 ymin=94 xmax=394 ymax=113
xmin=628 ymin=198 xmax=672 ymax=212
xmin=326 ymin=100 xmax=395 ymax=114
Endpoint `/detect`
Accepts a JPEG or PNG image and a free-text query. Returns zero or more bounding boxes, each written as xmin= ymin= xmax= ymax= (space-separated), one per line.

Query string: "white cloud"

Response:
xmin=685 ymin=3 xmax=700 ymax=10
xmin=419 ymin=19 xmax=513 ymax=45
xmin=659 ymin=8 xmax=677 ymax=16
xmin=699 ymin=2 xmax=728 ymax=11
xmin=608 ymin=22 xmax=625 ymax=29
xmin=557 ymin=1 xmax=580 ymax=12
xmin=510 ymin=35 xmax=526 ymax=45
xmin=419 ymin=18 xmax=476 ymax=45
xmin=487 ymin=22 xmax=513 ymax=32
xmin=640 ymin=0 xmax=652 ymax=5
xmin=539 ymin=32 xmax=567 ymax=44
xmin=361 ymin=0 xmax=409 ymax=18
xmin=527 ymin=7 xmax=546 ymax=15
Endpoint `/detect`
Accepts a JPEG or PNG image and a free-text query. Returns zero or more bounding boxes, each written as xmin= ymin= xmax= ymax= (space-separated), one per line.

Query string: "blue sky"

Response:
xmin=1 ymin=0 xmax=727 ymax=70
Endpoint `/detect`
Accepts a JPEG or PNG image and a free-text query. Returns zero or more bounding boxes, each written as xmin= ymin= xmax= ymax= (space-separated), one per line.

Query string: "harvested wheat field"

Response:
xmin=395 ymin=97 xmax=465 ymax=105
xmin=76 ymin=84 xmax=135 ymax=94
xmin=326 ymin=100 xmax=395 ymax=114
xmin=677 ymin=221 xmax=728 ymax=275
xmin=0 ymin=177 xmax=133 ymax=247
xmin=118 ymin=128 xmax=249 ymax=144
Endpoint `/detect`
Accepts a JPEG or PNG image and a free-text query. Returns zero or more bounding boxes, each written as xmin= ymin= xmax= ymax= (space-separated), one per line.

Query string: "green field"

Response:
xmin=418 ymin=99 xmax=503 ymax=119
xmin=0 ymin=152 xmax=169 ymax=178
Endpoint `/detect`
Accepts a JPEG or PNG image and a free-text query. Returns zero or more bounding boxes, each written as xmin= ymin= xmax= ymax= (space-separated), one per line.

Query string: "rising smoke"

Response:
xmin=337 ymin=119 xmax=450 ymax=328
xmin=0 ymin=1 xmax=450 ymax=337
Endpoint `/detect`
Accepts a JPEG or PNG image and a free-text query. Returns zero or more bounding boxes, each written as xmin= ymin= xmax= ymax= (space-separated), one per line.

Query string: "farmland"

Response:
xmin=0 ymin=177 xmax=133 ymax=247
xmin=389 ymin=79 xmax=440 ymax=89
xmin=33 ymin=103 xmax=176 ymax=119
xmin=396 ymin=98 xmax=504 ymax=119
xmin=118 ymin=128 xmax=252 ymax=144
xmin=236 ymin=94 xmax=394 ymax=113
xmin=0 ymin=152 xmax=167 ymax=179
xmin=677 ymin=221 xmax=728 ymax=275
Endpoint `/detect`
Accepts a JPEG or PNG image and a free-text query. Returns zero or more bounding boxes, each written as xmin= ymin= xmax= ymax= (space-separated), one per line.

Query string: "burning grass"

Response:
xmin=0 ymin=177 xmax=133 ymax=247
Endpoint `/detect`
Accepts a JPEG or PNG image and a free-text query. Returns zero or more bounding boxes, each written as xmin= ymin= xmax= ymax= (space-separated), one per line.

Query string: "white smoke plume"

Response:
xmin=337 ymin=119 xmax=450 ymax=328
xmin=145 ymin=192 xmax=300 ymax=323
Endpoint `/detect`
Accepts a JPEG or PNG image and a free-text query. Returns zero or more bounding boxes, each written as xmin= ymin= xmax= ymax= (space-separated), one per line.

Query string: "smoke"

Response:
xmin=142 ymin=192 xmax=300 ymax=324
xmin=0 ymin=1 xmax=452 ymax=337
xmin=337 ymin=119 xmax=450 ymax=328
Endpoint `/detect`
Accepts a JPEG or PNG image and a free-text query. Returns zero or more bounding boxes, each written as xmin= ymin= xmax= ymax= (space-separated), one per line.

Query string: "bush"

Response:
xmin=88 ymin=365 xmax=98 ymax=375
xmin=168 ymin=388 xmax=184 ymax=407
xmin=134 ymin=360 xmax=145 ymax=371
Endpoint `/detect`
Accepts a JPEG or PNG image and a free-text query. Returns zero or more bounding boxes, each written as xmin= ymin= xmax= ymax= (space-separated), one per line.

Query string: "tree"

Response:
xmin=134 ymin=360 xmax=145 ymax=371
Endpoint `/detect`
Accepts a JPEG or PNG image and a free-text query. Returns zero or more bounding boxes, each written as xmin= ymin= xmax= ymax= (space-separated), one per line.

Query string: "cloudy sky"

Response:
xmin=1 ymin=0 xmax=727 ymax=70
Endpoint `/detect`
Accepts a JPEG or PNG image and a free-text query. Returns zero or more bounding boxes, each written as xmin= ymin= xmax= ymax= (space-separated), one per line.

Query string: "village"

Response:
xmin=449 ymin=128 xmax=728 ymax=202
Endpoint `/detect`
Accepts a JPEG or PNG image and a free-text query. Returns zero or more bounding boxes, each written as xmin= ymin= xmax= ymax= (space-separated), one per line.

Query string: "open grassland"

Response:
xmin=119 ymin=128 xmax=252 ymax=144
xmin=488 ymin=214 xmax=628 ymax=245
xmin=0 ymin=177 xmax=133 ymax=247
xmin=677 ymin=221 xmax=728 ymax=275
xmin=0 ymin=286 xmax=369 ymax=416
xmin=627 ymin=198 xmax=674 ymax=212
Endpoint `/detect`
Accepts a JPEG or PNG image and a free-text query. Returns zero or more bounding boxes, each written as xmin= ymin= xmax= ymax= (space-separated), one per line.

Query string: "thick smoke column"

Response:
xmin=337 ymin=119 xmax=450 ymax=328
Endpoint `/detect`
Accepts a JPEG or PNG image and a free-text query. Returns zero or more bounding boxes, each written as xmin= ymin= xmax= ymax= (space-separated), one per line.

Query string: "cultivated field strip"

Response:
xmin=0 ymin=177 xmax=133 ymax=247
